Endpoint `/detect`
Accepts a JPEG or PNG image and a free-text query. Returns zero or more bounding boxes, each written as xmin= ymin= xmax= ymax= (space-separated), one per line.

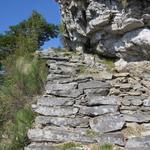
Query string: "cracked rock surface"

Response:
xmin=58 ymin=0 xmax=150 ymax=61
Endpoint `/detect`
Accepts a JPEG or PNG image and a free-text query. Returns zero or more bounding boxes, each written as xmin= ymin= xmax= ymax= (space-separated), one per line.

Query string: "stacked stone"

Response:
xmin=25 ymin=49 xmax=150 ymax=150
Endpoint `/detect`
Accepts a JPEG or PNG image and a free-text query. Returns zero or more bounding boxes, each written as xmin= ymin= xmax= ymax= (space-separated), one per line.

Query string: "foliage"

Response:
xmin=0 ymin=107 xmax=34 ymax=150
xmin=0 ymin=11 xmax=58 ymax=59
xmin=99 ymin=144 xmax=113 ymax=150
xmin=0 ymin=10 xmax=52 ymax=149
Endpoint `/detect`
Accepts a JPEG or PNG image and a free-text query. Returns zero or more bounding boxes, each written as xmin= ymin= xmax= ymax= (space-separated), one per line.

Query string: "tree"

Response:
xmin=0 ymin=11 xmax=58 ymax=57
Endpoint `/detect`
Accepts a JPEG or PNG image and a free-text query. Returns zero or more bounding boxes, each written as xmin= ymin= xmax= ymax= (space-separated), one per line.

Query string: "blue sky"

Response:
xmin=0 ymin=0 xmax=61 ymax=48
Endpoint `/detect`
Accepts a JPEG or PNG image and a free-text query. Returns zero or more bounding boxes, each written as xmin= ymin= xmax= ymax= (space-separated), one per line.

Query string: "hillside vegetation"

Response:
xmin=0 ymin=11 xmax=58 ymax=149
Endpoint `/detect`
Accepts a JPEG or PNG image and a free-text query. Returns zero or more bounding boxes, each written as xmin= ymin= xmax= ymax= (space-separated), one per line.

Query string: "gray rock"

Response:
xmin=25 ymin=143 xmax=58 ymax=150
xmin=47 ymin=74 xmax=71 ymax=81
xmin=59 ymin=0 xmax=150 ymax=60
xmin=96 ymin=132 xmax=125 ymax=146
xmin=131 ymin=99 xmax=143 ymax=106
xmin=28 ymin=127 xmax=124 ymax=146
xmin=35 ymin=116 xmax=89 ymax=127
xmin=123 ymin=113 xmax=150 ymax=123
xmin=45 ymin=82 xmax=83 ymax=98
xmin=125 ymin=135 xmax=150 ymax=149
xmin=115 ymin=59 xmax=128 ymax=72
xmin=37 ymin=96 xmax=74 ymax=106
xmin=33 ymin=106 xmax=79 ymax=117
xmin=111 ymin=18 xmax=144 ymax=34
xmin=79 ymin=105 xmax=118 ymax=116
xmin=143 ymin=97 xmax=150 ymax=107
xmin=90 ymin=115 xmax=125 ymax=133
xmin=78 ymin=80 xmax=111 ymax=90
xmin=87 ymin=96 xmax=118 ymax=106
xmin=28 ymin=128 xmax=96 ymax=143
xmin=45 ymin=82 xmax=77 ymax=93
xmin=84 ymin=88 xmax=109 ymax=96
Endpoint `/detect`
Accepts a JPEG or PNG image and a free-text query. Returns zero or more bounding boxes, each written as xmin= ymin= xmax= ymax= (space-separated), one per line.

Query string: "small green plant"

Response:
xmin=99 ymin=143 xmax=113 ymax=150
xmin=101 ymin=59 xmax=115 ymax=71
xmin=77 ymin=64 xmax=87 ymax=74
xmin=57 ymin=142 xmax=82 ymax=150
xmin=86 ymin=129 xmax=100 ymax=137
xmin=0 ymin=107 xmax=34 ymax=150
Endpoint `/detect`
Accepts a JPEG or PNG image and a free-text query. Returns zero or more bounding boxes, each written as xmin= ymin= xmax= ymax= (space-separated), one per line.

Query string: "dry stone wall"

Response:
xmin=25 ymin=49 xmax=150 ymax=150
xmin=58 ymin=0 xmax=150 ymax=61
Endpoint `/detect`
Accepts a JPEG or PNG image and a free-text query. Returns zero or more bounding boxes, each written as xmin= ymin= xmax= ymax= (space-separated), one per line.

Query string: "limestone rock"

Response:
xmin=125 ymin=135 xmax=150 ymax=149
xmin=58 ymin=0 xmax=150 ymax=60
xmin=123 ymin=113 xmax=150 ymax=123
xmin=37 ymin=96 xmax=74 ymax=106
xmin=35 ymin=116 xmax=89 ymax=127
xmin=90 ymin=115 xmax=125 ymax=133
xmin=33 ymin=106 xmax=79 ymax=117
xmin=79 ymin=105 xmax=118 ymax=116
xmin=87 ymin=96 xmax=118 ymax=106
xmin=78 ymin=80 xmax=111 ymax=90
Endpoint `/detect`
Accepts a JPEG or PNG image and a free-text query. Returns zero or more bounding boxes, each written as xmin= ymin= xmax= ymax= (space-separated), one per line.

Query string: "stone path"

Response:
xmin=25 ymin=49 xmax=150 ymax=150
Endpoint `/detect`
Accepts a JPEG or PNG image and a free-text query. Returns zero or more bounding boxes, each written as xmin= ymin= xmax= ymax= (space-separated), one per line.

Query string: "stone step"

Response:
xmin=123 ymin=112 xmax=150 ymax=123
xmin=27 ymin=127 xmax=125 ymax=146
xmin=89 ymin=114 xmax=125 ymax=133
xmin=37 ymin=96 xmax=74 ymax=107
xmin=79 ymin=105 xmax=118 ymax=116
xmin=47 ymin=74 xmax=71 ymax=81
xmin=25 ymin=143 xmax=58 ymax=150
xmin=78 ymin=80 xmax=111 ymax=90
xmin=125 ymin=135 xmax=150 ymax=150
xmin=32 ymin=105 xmax=79 ymax=117
xmin=45 ymin=82 xmax=83 ymax=98
xmin=35 ymin=116 xmax=89 ymax=128
xmin=86 ymin=95 xmax=119 ymax=106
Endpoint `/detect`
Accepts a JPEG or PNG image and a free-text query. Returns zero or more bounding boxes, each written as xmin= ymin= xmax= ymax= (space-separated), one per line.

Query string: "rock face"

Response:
xmin=58 ymin=0 xmax=150 ymax=61
xmin=25 ymin=49 xmax=150 ymax=150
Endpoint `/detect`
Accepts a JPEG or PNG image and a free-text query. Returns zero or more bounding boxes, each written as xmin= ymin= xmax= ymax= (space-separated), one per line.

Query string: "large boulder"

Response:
xmin=58 ymin=0 xmax=150 ymax=61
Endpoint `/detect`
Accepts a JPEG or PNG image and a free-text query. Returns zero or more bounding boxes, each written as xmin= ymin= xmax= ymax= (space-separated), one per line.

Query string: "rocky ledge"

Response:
xmin=57 ymin=0 xmax=150 ymax=61
xmin=25 ymin=49 xmax=150 ymax=150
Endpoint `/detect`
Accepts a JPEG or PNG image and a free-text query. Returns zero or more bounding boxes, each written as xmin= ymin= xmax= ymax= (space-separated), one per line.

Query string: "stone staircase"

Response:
xmin=25 ymin=49 xmax=150 ymax=150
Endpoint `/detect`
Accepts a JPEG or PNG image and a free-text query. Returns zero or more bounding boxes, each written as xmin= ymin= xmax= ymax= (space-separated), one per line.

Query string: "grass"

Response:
xmin=100 ymin=59 xmax=115 ymax=72
xmin=99 ymin=144 xmax=113 ymax=150
xmin=87 ymin=143 xmax=113 ymax=150
xmin=0 ymin=53 xmax=47 ymax=149
xmin=55 ymin=142 xmax=82 ymax=150
xmin=86 ymin=129 xmax=101 ymax=137
xmin=122 ymin=123 xmax=145 ymax=137
xmin=0 ymin=106 xmax=34 ymax=150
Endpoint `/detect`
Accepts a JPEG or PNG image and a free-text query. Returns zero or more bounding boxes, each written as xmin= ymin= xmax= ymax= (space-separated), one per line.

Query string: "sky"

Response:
xmin=0 ymin=0 xmax=61 ymax=48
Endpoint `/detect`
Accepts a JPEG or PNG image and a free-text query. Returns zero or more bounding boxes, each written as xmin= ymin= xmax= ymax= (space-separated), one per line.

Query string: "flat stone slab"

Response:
xmin=45 ymin=82 xmax=77 ymax=93
xmin=33 ymin=106 xmax=79 ymax=117
xmin=45 ymin=83 xmax=83 ymax=98
xmin=79 ymin=105 xmax=118 ymax=116
xmin=28 ymin=127 xmax=124 ymax=146
xmin=37 ymin=96 xmax=74 ymax=106
xmin=123 ymin=113 xmax=150 ymax=123
xmin=28 ymin=128 xmax=96 ymax=143
xmin=87 ymin=96 xmax=118 ymax=106
xmin=90 ymin=115 xmax=125 ymax=133
xmin=84 ymin=88 xmax=109 ymax=96
xmin=35 ymin=116 xmax=89 ymax=127
xmin=25 ymin=143 xmax=58 ymax=150
xmin=96 ymin=132 xmax=125 ymax=146
xmin=47 ymin=74 xmax=71 ymax=81
xmin=143 ymin=97 xmax=150 ymax=107
xmin=125 ymin=135 xmax=150 ymax=149
xmin=78 ymin=80 xmax=111 ymax=90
